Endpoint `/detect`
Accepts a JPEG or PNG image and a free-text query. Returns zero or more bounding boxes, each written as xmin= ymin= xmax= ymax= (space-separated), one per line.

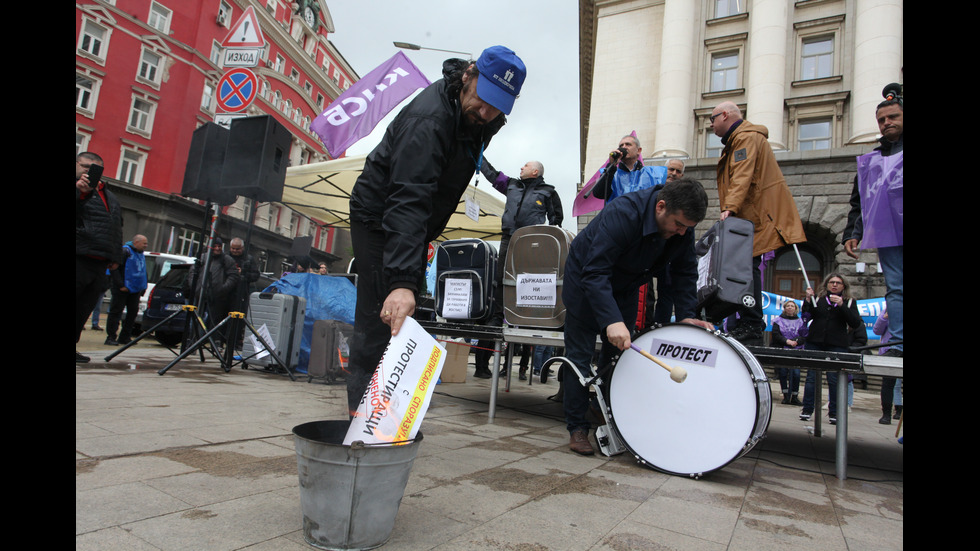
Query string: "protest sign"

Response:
xmin=345 ymin=317 xmax=446 ymax=445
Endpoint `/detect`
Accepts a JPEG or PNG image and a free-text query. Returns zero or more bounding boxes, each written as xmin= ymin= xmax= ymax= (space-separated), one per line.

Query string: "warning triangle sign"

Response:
xmin=221 ymin=6 xmax=265 ymax=48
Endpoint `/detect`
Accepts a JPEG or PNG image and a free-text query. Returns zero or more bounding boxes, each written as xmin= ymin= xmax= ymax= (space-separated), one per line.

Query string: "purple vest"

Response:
xmin=856 ymin=150 xmax=903 ymax=248
xmin=772 ymin=316 xmax=805 ymax=349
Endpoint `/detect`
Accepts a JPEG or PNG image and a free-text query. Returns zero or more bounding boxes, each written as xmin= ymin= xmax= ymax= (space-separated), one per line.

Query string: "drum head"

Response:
xmin=609 ymin=324 xmax=764 ymax=476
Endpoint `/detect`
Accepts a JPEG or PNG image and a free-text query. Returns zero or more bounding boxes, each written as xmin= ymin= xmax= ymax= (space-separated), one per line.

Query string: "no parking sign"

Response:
xmin=216 ymin=68 xmax=257 ymax=113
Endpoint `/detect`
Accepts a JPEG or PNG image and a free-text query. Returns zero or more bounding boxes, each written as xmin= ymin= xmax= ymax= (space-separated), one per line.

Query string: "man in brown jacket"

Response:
xmin=710 ymin=101 xmax=806 ymax=344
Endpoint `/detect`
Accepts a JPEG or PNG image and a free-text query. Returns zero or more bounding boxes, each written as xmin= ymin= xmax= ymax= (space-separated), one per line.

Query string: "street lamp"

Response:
xmin=393 ymin=41 xmax=472 ymax=60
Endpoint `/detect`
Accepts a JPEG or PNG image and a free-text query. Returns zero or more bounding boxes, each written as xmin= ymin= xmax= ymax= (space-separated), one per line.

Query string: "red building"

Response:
xmin=76 ymin=0 xmax=357 ymax=272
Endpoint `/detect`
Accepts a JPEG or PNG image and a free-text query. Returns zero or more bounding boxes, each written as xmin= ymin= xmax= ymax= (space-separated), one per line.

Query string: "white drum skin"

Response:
xmin=608 ymin=324 xmax=771 ymax=477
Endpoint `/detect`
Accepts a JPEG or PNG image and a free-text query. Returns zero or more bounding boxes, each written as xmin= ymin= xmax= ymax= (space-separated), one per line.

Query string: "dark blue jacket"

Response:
xmin=563 ymin=186 xmax=698 ymax=330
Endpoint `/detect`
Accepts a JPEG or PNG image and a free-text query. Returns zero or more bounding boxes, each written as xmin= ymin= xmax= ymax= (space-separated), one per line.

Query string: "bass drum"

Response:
xmin=608 ymin=324 xmax=771 ymax=477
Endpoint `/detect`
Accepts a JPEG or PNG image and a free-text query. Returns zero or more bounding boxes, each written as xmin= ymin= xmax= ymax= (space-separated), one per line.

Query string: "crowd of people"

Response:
xmin=78 ymin=43 xmax=902 ymax=455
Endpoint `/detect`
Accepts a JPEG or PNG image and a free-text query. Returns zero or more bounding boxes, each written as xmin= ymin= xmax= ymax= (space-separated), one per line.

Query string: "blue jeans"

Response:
xmin=778 ymin=368 xmax=801 ymax=396
xmin=801 ymin=343 xmax=847 ymax=416
xmin=533 ymin=345 xmax=553 ymax=373
xmin=878 ymin=245 xmax=903 ymax=351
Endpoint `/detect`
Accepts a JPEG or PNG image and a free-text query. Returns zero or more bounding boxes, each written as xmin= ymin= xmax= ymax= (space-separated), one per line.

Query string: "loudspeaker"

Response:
xmin=182 ymin=123 xmax=237 ymax=206
xmin=220 ymin=115 xmax=292 ymax=202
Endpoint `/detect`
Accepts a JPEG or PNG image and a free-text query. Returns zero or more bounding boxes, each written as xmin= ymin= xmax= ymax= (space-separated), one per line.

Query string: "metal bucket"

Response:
xmin=292 ymin=420 xmax=423 ymax=550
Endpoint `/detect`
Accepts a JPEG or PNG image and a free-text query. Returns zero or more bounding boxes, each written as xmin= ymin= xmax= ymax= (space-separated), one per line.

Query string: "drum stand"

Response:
xmin=546 ymin=355 xmax=627 ymax=457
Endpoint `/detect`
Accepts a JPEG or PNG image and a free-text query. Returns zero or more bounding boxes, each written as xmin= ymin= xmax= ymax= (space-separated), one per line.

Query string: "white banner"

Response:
xmin=441 ymin=278 xmax=472 ymax=318
xmin=516 ymin=273 xmax=557 ymax=307
xmin=345 ymin=317 xmax=446 ymax=445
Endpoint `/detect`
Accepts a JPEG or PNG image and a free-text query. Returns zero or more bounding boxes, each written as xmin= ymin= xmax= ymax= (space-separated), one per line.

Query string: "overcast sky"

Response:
xmin=324 ymin=1 xmax=581 ymax=231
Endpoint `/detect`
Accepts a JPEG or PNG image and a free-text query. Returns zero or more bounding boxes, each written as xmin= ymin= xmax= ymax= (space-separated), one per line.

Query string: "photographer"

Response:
xmin=591 ymin=135 xmax=667 ymax=203
xmin=76 ymin=152 xmax=123 ymax=363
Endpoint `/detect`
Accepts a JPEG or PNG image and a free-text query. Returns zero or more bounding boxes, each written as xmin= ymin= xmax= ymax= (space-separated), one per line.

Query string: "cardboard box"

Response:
xmin=440 ymin=341 xmax=469 ymax=383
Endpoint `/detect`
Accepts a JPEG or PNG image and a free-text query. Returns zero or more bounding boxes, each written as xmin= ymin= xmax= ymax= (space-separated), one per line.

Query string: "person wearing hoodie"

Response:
xmin=105 ymin=235 xmax=148 ymax=346
xmin=345 ymin=46 xmax=526 ymax=416
xmin=709 ymin=101 xmax=807 ymax=345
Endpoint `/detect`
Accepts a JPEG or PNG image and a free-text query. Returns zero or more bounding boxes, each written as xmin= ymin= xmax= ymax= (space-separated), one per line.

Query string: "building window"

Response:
xmin=218 ymin=1 xmax=232 ymax=27
xmin=76 ymin=75 xmax=99 ymax=113
xmin=715 ymin=0 xmax=744 ymax=18
xmin=128 ymin=97 xmax=156 ymax=136
xmin=800 ymin=37 xmax=834 ymax=81
xmin=148 ymin=3 xmax=172 ymax=33
xmin=118 ymin=149 xmax=146 ymax=185
xmin=210 ymin=41 xmax=222 ymax=65
xmin=138 ymin=49 xmax=163 ymax=85
xmin=290 ymin=68 xmax=300 ymax=83
xmin=201 ymin=82 xmax=215 ymax=112
xmin=275 ymin=55 xmax=285 ymax=73
xmin=793 ymin=16 xmax=845 ymax=85
xmin=710 ymin=52 xmax=739 ymax=92
xmin=76 ymin=131 xmax=91 ymax=156
xmin=176 ymin=228 xmax=200 ymax=257
xmin=798 ymin=119 xmax=832 ymax=151
xmin=78 ymin=20 xmax=108 ymax=60
xmin=706 ymin=133 xmax=724 ymax=158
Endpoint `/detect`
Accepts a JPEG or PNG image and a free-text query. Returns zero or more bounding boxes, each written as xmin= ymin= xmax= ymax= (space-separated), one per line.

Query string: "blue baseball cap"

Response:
xmin=475 ymin=46 xmax=526 ymax=115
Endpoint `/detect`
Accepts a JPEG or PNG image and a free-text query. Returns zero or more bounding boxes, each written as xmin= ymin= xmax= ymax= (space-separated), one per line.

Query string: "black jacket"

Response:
xmin=480 ymin=160 xmax=563 ymax=235
xmin=349 ymin=60 xmax=505 ymax=292
xmin=76 ymin=184 xmax=123 ymax=263
xmin=802 ymin=295 xmax=862 ymax=349
xmin=563 ymin=186 xmax=698 ymax=331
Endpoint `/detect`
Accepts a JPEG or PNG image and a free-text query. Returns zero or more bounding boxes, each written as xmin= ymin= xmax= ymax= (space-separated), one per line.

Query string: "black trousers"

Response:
xmin=347 ymin=220 xmax=427 ymax=417
xmin=76 ymin=256 xmax=109 ymax=343
xmin=106 ymin=288 xmax=141 ymax=341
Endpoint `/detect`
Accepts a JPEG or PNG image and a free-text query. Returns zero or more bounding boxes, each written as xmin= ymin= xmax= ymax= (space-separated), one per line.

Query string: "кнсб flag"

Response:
xmin=311 ymin=51 xmax=430 ymax=159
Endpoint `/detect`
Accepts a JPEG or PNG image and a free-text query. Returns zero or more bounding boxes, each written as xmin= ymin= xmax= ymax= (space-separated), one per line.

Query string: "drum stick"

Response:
xmin=792 ymin=244 xmax=817 ymax=306
xmin=629 ymin=344 xmax=687 ymax=383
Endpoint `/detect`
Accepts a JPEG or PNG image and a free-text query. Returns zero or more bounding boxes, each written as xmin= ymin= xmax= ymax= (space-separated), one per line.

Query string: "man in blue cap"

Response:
xmin=346 ymin=46 xmax=526 ymax=415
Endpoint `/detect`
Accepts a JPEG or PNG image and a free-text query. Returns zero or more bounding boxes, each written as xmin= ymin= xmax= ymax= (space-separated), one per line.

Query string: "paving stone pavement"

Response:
xmin=76 ymin=331 xmax=902 ymax=550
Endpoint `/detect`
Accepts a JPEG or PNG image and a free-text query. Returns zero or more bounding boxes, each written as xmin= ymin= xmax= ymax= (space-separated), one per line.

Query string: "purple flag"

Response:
xmin=311 ymin=51 xmax=431 ymax=159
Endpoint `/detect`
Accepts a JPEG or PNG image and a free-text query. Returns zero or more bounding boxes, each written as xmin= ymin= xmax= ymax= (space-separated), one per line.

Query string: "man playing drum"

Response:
xmin=561 ymin=178 xmax=715 ymax=455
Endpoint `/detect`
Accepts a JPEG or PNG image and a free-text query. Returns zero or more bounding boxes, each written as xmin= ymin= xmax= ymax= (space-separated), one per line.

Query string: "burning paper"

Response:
xmin=344 ymin=317 xmax=446 ymax=445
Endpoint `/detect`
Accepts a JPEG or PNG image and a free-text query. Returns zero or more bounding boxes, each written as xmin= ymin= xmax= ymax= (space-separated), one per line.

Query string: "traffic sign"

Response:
xmin=221 ymin=6 xmax=265 ymax=49
xmin=216 ymin=68 xmax=257 ymax=113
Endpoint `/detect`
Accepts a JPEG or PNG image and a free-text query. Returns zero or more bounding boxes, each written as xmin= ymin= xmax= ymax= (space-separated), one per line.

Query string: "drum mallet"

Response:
xmin=629 ymin=344 xmax=688 ymax=383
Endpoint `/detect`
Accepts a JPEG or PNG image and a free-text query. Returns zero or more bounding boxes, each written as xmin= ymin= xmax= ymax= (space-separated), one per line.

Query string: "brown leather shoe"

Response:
xmin=569 ymin=429 xmax=594 ymax=455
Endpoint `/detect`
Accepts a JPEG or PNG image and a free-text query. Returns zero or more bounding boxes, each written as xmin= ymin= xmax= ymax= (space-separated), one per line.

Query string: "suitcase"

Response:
xmin=695 ymin=217 xmax=756 ymax=323
xmin=502 ymin=224 xmax=575 ymax=328
xmin=307 ymin=319 xmax=354 ymax=383
xmin=436 ymin=239 xmax=497 ymax=322
xmin=241 ymin=292 xmax=306 ymax=369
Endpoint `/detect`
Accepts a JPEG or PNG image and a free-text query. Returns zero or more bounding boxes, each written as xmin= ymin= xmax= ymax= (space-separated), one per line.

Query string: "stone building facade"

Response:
xmin=577 ymin=0 xmax=902 ymax=301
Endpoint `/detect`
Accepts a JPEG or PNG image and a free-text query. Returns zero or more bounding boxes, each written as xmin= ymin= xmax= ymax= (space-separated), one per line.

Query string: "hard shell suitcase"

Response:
xmin=241 ymin=292 xmax=306 ymax=369
xmin=695 ymin=217 xmax=756 ymax=323
xmin=503 ymin=224 xmax=575 ymax=328
xmin=436 ymin=239 xmax=497 ymax=322
xmin=307 ymin=319 xmax=354 ymax=383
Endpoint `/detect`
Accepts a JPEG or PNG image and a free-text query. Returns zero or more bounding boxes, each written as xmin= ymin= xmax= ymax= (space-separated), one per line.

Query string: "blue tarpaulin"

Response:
xmin=263 ymin=273 xmax=356 ymax=373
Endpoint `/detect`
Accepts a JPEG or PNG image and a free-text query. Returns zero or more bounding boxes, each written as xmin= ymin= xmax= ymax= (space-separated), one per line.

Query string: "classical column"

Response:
xmin=850 ymin=0 xmax=903 ymax=144
xmin=746 ymin=0 xmax=788 ymax=149
xmin=651 ymin=0 xmax=696 ymax=160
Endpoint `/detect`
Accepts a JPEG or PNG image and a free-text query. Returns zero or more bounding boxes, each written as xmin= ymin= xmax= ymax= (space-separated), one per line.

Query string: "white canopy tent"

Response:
xmin=280 ymin=155 xmax=506 ymax=242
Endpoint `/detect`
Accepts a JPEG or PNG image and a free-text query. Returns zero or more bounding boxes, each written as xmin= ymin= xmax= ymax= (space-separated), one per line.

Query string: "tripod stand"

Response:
xmin=157 ymin=198 xmax=296 ymax=379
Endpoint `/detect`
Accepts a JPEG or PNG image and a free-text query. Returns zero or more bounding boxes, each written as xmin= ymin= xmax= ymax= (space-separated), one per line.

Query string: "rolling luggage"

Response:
xmin=695 ymin=217 xmax=755 ymax=323
xmin=502 ymin=224 xmax=575 ymax=328
xmin=242 ymin=292 xmax=306 ymax=369
xmin=436 ymin=239 xmax=497 ymax=322
xmin=307 ymin=319 xmax=354 ymax=383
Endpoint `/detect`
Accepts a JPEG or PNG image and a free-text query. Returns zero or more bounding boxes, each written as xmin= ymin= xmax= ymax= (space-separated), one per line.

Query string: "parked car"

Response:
xmin=142 ymin=263 xmax=193 ymax=347
xmin=98 ymin=252 xmax=195 ymax=332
